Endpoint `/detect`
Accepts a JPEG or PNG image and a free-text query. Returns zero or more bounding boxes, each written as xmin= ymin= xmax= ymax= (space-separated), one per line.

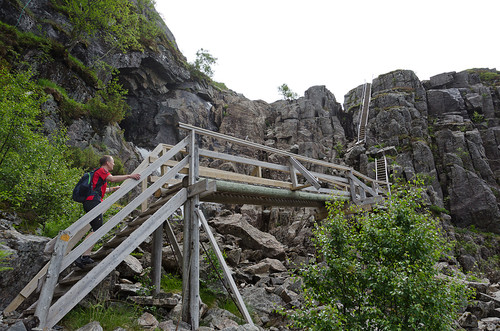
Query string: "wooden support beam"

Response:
xmin=188 ymin=136 xmax=200 ymax=330
xmin=290 ymin=183 xmax=312 ymax=192
xmin=289 ymin=156 xmax=321 ymax=190
xmin=164 ymin=219 xmax=183 ymax=265
xmin=151 ymin=224 xmax=163 ymax=296
xmin=348 ymin=171 xmax=359 ymax=205
xmin=181 ymin=198 xmax=191 ymax=322
xmin=347 ymin=171 xmax=378 ymax=198
xmin=250 ymin=166 xmax=262 ymax=178
xmin=163 ymin=160 xmax=294 ymax=189
xmin=187 ymin=179 xmax=216 ymax=198
xmin=289 ymin=160 xmax=299 ymax=188
xmin=35 ymin=231 xmax=70 ymax=329
xmin=196 ymin=209 xmax=254 ymax=325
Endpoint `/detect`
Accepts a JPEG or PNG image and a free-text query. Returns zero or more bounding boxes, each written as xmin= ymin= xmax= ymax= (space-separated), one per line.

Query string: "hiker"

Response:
xmin=75 ymin=155 xmax=141 ymax=268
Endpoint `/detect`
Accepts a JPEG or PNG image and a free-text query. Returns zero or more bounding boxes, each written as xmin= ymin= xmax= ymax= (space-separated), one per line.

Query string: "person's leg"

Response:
xmin=76 ymin=200 xmax=103 ymax=267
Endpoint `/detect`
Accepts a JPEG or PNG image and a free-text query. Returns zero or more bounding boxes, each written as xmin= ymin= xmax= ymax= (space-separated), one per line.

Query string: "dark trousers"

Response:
xmin=83 ymin=199 xmax=103 ymax=231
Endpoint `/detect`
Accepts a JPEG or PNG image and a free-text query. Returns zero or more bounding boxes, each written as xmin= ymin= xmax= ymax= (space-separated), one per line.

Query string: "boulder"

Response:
xmin=0 ymin=227 xmax=50 ymax=311
xmin=157 ymin=319 xmax=191 ymax=331
xmin=76 ymin=321 xmax=103 ymax=331
xmin=241 ymin=287 xmax=285 ymax=322
xmin=116 ymin=255 xmax=143 ymax=278
xmin=243 ymin=258 xmax=286 ymax=276
xmin=5 ymin=321 xmax=27 ymax=331
xmin=458 ymin=312 xmax=478 ymax=328
xmin=447 ymin=165 xmax=500 ymax=233
xmin=201 ymin=308 xmax=241 ymax=329
xmin=137 ymin=312 xmax=159 ymax=330
xmin=128 ymin=293 xmax=179 ymax=309
xmin=478 ymin=317 xmax=500 ymax=329
xmin=209 ymin=214 xmax=286 ymax=260
xmin=468 ymin=300 xmax=496 ymax=319
xmin=115 ymin=283 xmax=143 ymax=297
xmin=426 ymin=88 xmax=466 ymax=117
xmin=217 ymin=324 xmax=264 ymax=331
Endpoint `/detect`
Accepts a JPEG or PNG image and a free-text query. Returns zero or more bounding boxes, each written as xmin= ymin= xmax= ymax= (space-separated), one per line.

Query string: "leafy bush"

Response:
xmin=289 ymin=181 xmax=470 ymax=330
xmin=278 ymin=83 xmax=298 ymax=101
xmin=472 ymin=111 xmax=485 ymax=123
xmin=86 ymin=77 xmax=130 ymax=124
xmin=52 ymin=0 xmax=160 ymax=53
xmin=0 ymin=63 xmax=82 ymax=232
xmin=192 ymin=48 xmax=217 ymax=78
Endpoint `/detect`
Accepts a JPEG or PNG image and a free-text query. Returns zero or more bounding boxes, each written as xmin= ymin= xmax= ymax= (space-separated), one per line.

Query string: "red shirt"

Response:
xmin=86 ymin=167 xmax=110 ymax=202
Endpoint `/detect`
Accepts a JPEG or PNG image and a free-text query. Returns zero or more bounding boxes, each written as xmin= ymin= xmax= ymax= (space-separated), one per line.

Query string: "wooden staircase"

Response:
xmin=4 ymin=123 xmax=392 ymax=330
xmin=3 ymin=137 xmax=192 ymax=329
xmin=357 ymin=82 xmax=372 ymax=144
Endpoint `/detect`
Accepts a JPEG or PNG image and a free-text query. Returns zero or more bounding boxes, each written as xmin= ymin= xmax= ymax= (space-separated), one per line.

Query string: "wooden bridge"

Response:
xmin=3 ymin=122 xmax=390 ymax=330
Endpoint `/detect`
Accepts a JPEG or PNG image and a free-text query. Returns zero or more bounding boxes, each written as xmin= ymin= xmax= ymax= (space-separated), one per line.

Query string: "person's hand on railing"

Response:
xmin=129 ymin=173 xmax=141 ymax=180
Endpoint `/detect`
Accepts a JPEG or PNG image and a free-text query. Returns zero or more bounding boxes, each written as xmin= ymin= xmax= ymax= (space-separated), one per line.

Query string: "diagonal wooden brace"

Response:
xmin=289 ymin=156 xmax=321 ymax=190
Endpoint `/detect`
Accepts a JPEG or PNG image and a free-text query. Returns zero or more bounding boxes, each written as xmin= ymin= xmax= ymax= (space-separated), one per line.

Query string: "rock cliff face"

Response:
xmin=3 ymin=0 xmax=499 ymax=232
xmin=344 ymin=69 xmax=500 ymax=233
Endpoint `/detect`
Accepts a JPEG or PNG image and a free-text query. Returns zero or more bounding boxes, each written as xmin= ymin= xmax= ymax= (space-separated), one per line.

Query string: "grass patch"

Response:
xmin=62 ymin=302 xmax=143 ymax=330
xmin=429 ymin=204 xmax=449 ymax=215
xmin=199 ymin=287 xmax=244 ymax=321
xmin=161 ymin=273 xmax=183 ymax=293
xmin=38 ymin=78 xmax=87 ymax=121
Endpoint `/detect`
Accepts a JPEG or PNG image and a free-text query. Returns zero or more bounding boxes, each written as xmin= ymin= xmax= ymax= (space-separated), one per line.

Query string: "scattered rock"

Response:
xmin=116 ymin=255 xmax=144 ymax=278
xmin=459 ymin=312 xmax=479 ymax=328
xmin=76 ymin=321 xmax=103 ymax=331
xmin=128 ymin=293 xmax=179 ymax=309
xmin=137 ymin=312 xmax=159 ymax=330
xmin=209 ymin=214 xmax=286 ymax=260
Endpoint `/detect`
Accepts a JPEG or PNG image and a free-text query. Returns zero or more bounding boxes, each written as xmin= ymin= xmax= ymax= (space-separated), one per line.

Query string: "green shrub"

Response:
xmin=472 ymin=111 xmax=485 ymax=123
xmin=0 ymin=64 xmax=82 ymax=232
xmin=160 ymin=273 xmax=183 ymax=293
xmin=86 ymin=77 xmax=129 ymax=124
xmin=429 ymin=204 xmax=450 ymax=215
xmin=289 ymin=180 xmax=471 ymax=330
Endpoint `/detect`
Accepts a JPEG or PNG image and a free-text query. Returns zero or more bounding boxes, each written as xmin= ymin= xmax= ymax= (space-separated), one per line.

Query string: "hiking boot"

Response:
xmin=75 ymin=255 xmax=94 ymax=269
xmin=81 ymin=255 xmax=94 ymax=264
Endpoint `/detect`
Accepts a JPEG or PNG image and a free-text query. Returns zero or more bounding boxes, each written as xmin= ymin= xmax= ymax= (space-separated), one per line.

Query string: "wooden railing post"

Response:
xmin=35 ymin=231 xmax=70 ymax=329
xmin=182 ymin=130 xmax=201 ymax=330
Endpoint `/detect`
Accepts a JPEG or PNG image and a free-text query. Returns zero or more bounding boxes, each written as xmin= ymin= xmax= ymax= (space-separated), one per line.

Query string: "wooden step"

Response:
xmin=91 ymin=248 xmax=114 ymax=259
xmin=59 ymin=274 xmax=84 ymax=286
xmin=116 ymin=226 xmax=138 ymax=237
xmin=128 ymin=215 xmax=150 ymax=227
xmin=103 ymin=236 xmax=126 ymax=248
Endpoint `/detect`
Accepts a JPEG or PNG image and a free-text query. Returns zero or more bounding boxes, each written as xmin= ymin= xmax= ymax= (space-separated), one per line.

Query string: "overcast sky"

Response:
xmin=156 ymin=0 xmax=499 ymax=104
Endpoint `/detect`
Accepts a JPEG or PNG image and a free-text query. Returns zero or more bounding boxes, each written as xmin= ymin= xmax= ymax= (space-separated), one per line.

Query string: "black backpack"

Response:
xmin=72 ymin=170 xmax=96 ymax=203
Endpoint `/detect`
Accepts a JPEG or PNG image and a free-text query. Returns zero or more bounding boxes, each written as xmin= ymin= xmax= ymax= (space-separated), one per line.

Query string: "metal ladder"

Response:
xmin=375 ymin=156 xmax=391 ymax=194
xmin=357 ymin=82 xmax=372 ymax=144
